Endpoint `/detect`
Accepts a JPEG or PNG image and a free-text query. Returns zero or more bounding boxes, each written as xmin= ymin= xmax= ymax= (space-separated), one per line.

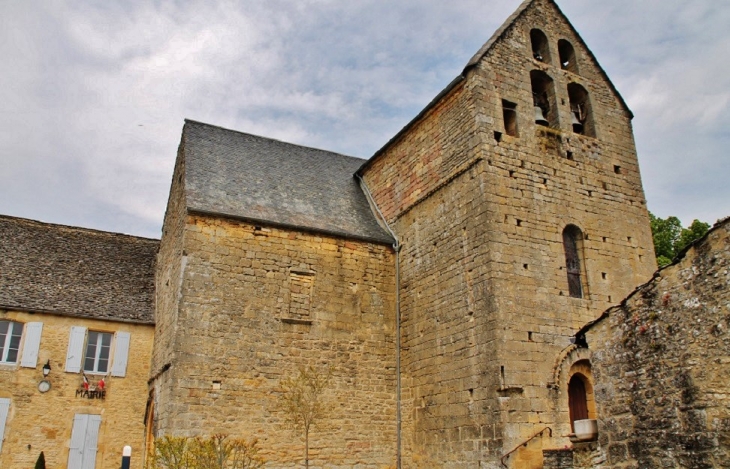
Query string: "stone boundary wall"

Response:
xmin=586 ymin=219 xmax=730 ymax=468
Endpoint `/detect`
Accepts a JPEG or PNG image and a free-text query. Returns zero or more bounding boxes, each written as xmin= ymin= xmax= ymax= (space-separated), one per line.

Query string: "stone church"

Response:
xmin=149 ymin=0 xmax=657 ymax=467
xmin=6 ymin=0 xmax=727 ymax=468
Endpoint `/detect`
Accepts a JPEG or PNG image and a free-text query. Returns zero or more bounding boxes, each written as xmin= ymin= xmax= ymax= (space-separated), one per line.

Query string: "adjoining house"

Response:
xmin=0 ymin=215 xmax=157 ymax=469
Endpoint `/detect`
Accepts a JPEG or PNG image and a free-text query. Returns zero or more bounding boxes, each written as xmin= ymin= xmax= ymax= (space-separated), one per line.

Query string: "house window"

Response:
xmin=558 ymin=39 xmax=578 ymax=74
xmin=530 ymin=29 xmax=551 ymax=63
xmin=84 ymin=331 xmax=112 ymax=373
xmin=0 ymin=321 xmax=23 ymax=364
xmin=502 ymin=100 xmax=519 ymax=137
xmin=530 ymin=70 xmax=558 ymax=128
xmin=568 ymin=83 xmax=595 ymax=137
xmin=66 ymin=326 xmax=131 ymax=377
xmin=563 ymin=225 xmax=585 ymax=298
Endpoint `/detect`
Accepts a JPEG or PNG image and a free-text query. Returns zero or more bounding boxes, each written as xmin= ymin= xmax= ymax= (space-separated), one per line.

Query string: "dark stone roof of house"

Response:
xmin=181 ymin=120 xmax=393 ymax=244
xmin=0 ymin=215 xmax=158 ymax=324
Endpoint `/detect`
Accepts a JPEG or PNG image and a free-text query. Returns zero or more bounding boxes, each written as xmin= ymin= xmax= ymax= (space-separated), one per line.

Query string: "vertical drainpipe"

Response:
xmin=356 ymin=174 xmax=401 ymax=469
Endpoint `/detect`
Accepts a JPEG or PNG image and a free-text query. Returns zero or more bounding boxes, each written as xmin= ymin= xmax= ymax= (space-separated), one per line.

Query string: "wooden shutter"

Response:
xmin=68 ymin=414 xmax=101 ymax=469
xmin=82 ymin=415 xmax=102 ymax=469
xmin=66 ymin=326 xmax=87 ymax=372
xmin=68 ymin=414 xmax=88 ymax=468
xmin=0 ymin=398 xmax=10 ymax=454
xmin=20 ymin=322 xmax=43 ymax=368
xmin=110 ymin=332 xmax=131 ymax=377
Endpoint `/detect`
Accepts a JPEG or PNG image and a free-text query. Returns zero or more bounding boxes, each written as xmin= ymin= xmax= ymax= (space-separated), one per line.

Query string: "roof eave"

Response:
xmin=187 ymin=208 xmax=395 ymax=247
xmin=0 ymin=303 xmax=155 ymax=326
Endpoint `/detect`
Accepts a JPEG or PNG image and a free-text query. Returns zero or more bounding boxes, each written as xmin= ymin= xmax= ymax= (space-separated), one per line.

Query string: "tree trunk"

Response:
xmin=305 ymin=426 xmax=309 ymax=469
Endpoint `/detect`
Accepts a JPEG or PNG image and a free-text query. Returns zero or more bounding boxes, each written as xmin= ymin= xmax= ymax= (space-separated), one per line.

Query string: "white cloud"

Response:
xmin=0 ymin=0 xmax=728 ymax=236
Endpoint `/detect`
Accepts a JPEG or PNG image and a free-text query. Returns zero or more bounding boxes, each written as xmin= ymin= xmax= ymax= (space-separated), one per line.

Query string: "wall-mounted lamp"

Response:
xmin=42 ymin=360 xmax=51 ymax=377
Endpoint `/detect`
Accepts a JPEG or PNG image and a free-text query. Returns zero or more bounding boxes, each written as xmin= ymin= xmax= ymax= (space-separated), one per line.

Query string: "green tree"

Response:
xmin=649 ymin=212 xmax=710 ymax=267
xmin=278 ymin=366 xmax=332 ymax=469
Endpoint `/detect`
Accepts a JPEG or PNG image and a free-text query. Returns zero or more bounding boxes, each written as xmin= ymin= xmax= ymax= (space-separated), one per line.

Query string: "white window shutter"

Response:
xmin=20 ymin=322 xmax=43 ymax=368
xmin=0 ymin=398 xmax=10 ymax=454
xmin=111 ymin=331 xmax=131 ymax=377
xmin=68 ymin=414 xmax=88 ymax=469
xmin=66 ymin=326 xmax=87 ymax=372
xmin=82 ymin=415 xmax=102 ymax=469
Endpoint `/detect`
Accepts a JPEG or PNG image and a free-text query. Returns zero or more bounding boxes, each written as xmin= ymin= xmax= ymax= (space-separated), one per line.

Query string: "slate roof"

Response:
xmin=0 ymin=215 xmax=158 ymax=324
xmin=182 ymin=120 xmax=393 ymax=244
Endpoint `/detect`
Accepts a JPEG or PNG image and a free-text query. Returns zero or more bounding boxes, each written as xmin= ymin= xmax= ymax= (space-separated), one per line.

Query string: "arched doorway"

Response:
xmin=568 ymin=373 xmax=589 ymax=431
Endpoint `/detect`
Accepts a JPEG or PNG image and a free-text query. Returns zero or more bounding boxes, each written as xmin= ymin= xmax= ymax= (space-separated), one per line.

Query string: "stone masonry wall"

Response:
xmin=150 ymin=142 xmax=187 ymax=439
xmin=586 ymin=219 xmax=730 ymax=468
xmin=394 ymin=165 xmax=500 ymax=469
xmin=469 ymin=1 xmax=656 ymax=463
xmin=155 ymin=214 xmax=397 ymax=468
xmin=0 ymin=310 xmax=154 ymax=469
xmin=362 ymin=0 xmax=656 ymax=467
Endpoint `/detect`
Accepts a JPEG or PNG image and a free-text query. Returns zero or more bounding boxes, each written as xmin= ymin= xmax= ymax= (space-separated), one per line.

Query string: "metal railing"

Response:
xmin=499 ymin=426 xmax=552 ymax=468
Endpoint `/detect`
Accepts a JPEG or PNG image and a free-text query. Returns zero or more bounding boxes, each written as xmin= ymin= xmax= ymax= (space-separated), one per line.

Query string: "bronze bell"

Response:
xmin=571 ymin=111 xmax=584 ymax=134
xmin=534 ymin=106 xmax=549 ymax=126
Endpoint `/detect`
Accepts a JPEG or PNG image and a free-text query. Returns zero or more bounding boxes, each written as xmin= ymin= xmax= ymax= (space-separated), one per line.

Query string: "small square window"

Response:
xmin=84 ymin=331 xmax=113 ymax=373
xmin=0 ymin=321 xmax=23 ymax=364
xmin=502 ymin=100 xmax=518 ymax=137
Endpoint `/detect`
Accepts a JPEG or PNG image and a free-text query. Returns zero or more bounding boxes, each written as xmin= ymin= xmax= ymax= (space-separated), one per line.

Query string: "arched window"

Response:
xmin=558 ymin=39 xmax=578 ymax=74
xmin=562 ymin=225 xmax=585 ymax=298
xmin=530 ymin=70 xmax=558 ymax=128
xmin=567 ymin=83 xmax=595 ymax=137
xmin=530 ymin=29 xmax=551 ymax=63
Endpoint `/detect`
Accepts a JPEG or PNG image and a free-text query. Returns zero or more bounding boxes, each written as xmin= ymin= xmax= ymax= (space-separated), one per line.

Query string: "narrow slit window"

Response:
xmin=563 ymin=225 xmax=585 ymax=298
xmin=502 ymin=100 xmax=518 ymax=137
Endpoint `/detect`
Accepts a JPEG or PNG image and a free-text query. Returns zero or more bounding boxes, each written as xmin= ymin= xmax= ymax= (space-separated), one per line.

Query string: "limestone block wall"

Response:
xmin=150 ymin=144 xmax=187 ymax=446
xmin=362 ymin=81 xmax=479 ymax=225
xmin=585 ymin=219 xmax=730 ymax=468
xmin=0 ymin=310 xmax=153 ymax=469
xmin=394 ymin=165 xmax=500 ymax=468
xmin=362 ymin=0 xmax=656 ymax=466
xmin=153 ymin=214 xmax=397 ymax=468
xmin=466 ymin=1 xmax=657 ymax=461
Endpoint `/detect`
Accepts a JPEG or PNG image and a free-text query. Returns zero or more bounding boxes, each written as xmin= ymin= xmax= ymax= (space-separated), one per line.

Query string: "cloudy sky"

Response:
xmin=1 ymin=0 xmax=728 ymax=239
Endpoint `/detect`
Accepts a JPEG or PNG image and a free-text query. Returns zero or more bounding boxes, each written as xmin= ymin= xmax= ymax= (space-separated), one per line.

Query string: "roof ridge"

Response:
xmin=464 ymin=0 xmax=535 ymax=70
xmin=184 ymin=118 xmax=367 ymax=163
xmin=0 ymin=214 xmax=160 ymax=242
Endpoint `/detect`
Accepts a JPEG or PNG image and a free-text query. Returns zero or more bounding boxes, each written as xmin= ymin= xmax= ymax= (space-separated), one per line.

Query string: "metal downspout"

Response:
xmin=356 ymin=174 xmax=401 ymax=469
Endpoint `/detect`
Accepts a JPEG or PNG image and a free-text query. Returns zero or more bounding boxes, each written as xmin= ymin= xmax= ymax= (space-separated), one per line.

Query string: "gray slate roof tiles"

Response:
xmin=182 ymin=120 xmax=393 ymax=244
xmin=0 ymin=215 xmax=158 ymax=324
